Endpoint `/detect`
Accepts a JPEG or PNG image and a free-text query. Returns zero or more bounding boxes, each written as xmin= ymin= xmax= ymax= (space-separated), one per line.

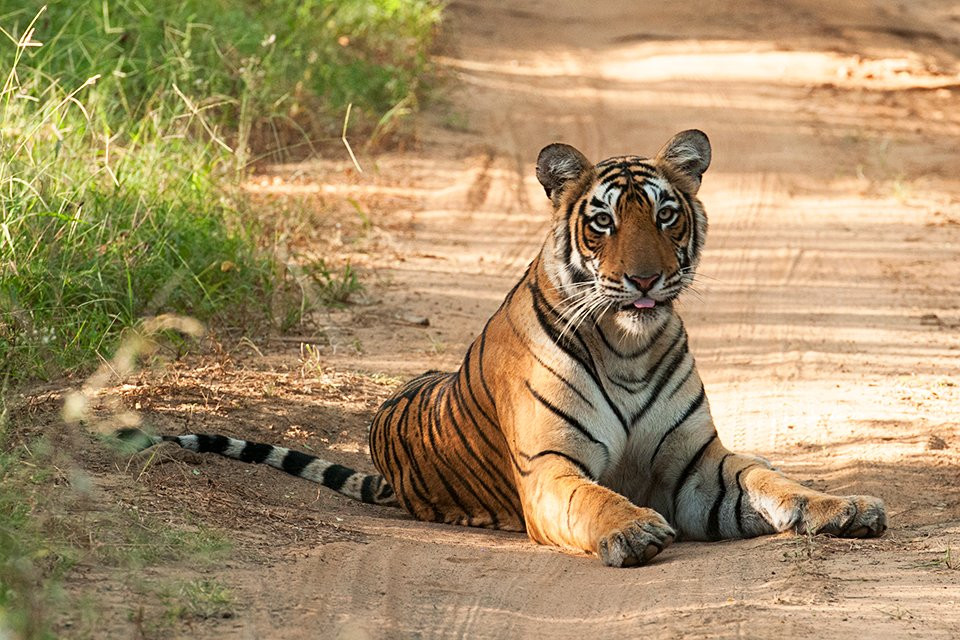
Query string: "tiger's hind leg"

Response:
xmin=667 ymin=440 xmax=886 ymax=541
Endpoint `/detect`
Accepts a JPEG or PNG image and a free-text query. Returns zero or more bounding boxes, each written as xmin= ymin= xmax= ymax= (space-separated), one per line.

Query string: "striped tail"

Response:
xmin=116 ymin=428 xmax=400 ymax=507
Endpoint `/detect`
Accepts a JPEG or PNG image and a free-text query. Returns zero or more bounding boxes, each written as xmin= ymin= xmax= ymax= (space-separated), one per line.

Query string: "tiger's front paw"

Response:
xmin=800 ymin=494 xmax=887 ymax=538
xmin=597 ymin=511 xmax=676 ymax=567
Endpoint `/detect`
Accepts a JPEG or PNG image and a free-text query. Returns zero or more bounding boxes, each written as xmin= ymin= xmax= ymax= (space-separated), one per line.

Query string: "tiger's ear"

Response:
xmin=656 ymin=130 xmax=711 ymax=194
xmin=536 ymin=143 xmax=591 ymax=204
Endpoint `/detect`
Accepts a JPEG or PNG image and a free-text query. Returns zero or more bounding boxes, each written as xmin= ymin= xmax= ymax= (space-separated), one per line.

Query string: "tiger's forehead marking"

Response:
xmin=589 ymin=181 xmax=622 ymax=212
xmin=590 ymin=156 xmax=676 ymax=212
xmin=640 ymin=179 xmax=678 ymax=210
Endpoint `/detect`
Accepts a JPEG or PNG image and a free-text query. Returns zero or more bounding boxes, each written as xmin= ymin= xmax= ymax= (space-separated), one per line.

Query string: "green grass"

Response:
xmin=1 ymin=0 xmax=442 ymax=146
xmin=0 ymin=1 xmax=441 ymax=384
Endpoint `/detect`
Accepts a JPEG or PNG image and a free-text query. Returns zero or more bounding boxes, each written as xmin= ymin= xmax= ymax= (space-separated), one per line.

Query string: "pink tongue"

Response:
xmin=633 ymin=297 xmax=656 ymax=309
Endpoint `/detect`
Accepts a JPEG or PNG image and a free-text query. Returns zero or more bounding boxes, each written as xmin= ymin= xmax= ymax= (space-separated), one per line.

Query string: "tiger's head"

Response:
xmin=535 ymin=130 xmax=711 ymax=335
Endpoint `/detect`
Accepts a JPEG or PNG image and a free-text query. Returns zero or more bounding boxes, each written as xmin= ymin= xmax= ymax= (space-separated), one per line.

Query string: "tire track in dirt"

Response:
xmin=698 ymin=169 xmax=784 ymax=454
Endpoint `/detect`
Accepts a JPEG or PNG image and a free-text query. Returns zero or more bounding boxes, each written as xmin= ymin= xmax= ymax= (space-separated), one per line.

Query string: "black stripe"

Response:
xmin=526 ymin=381 xmax=607 ymax=453
xmin=500 ymin=264 xmax=528 ymax=308
xmin=322 ymin=464 xmax=355 ymax=491
xmin=383 ymin=381 xmax=420 ymax=478
xmin=372 ymin=414 xmax=415 ymax=514
xmin=596 ymin=324 xmax=641 ymax=360
xmin=734 ymin=465 xmax=754 ymax=536
xmin=707 ymin=453 xmax=733 ymax=540
xmin=373 ymin=411 xmax=400 ymax=488
xmin=505 ymin=313 xmax=595 ymax=409
xmin=418 ymin=391 xmax=477 ymax=522
xmin=671 ymin=434 xmax=718 ymax=520
xmin=376 ymin=480 xmax=396 ymax=503
xmin=451 ymin=375 xmax=515 ymax=485
xmin=422 ymin=448 xmax=475 ymax=524
xmin=360 ymin=475 xmax=376 ymax=503
xmin=628 ymin=165 xmax=657 ymax=179
xmin=549 ymin=304 xmax=629 ymax=434
xmin=629 ymin=184 xmax=652 ymax=209
xmin=528 ymin=282 xmax=591 ymax=366
xmin=238 ymin=441 xmax=273 ymax=464
xmin=631 ymin=326 xmax=689 ymax=426
xmin=676 ymin=190 xmax=698 ymax=259
xmin=368 ymin=411 xmax=384 ymax=464
xmin=281 ymin=449 xmax=314 ymax=476
xmin=567 ymin=199 xmax=594 ymax=255
xmin=649 ymin=386 xmax=706 ymax=465
xmin=372 ymin=387 xmax=410 ymax=472
xmin=645 ymin=324 xmax=688 ymax=386
xmin=195 ymin=434 xmax=230 ymax=454
xmin=597 ymin=164 xmax=623 ymax=182
xmin=476 ymin=330 xmax=498 ymax=407
xmin=461 ymin=340 xmax=500 ymax=429
xmin=607 ymin=374 xmax=646 ymax=394
xmin=430 ymin=376 xmax=447 ymax=436
xmin=566 ymin=484 xmax=584 ymax=532
xmin=523 ymin=449 xmax=594 ymax=480
xmin=451 ymin=415 xmax=523 ymax=521
xmin=529 ymin=284 xmax=598 ymax=376
xmin=577 ymin=210 xmax=597 ymax=253
xmin=664 ymin=361 xmax=696 ymax=400
xmin=559 ymin=200 xmax=576 ymax=266
xmin=444 ymin=447 xmax=504 ymax=526
xmin=459 ymin=346 xmax=507 ymax=459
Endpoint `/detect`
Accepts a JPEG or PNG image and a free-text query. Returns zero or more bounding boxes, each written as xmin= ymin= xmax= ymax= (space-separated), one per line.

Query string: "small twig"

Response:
xmin=341 ymin=103 xmax=363 ymax=173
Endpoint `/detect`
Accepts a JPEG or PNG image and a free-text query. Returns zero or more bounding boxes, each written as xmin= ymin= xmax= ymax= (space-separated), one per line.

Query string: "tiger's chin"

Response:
xmin=611 ymin=301 xmax=672 ymax=336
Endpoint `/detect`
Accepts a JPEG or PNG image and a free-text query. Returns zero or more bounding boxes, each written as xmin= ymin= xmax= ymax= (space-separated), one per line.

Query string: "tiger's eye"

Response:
xmin=657 ymin=207 xmax=679 ymax=226
xmin=593 ymin=213 xmax=613 ymax=228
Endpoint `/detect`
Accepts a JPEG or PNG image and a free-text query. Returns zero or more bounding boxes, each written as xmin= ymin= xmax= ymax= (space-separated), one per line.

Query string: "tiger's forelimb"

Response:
xmin=511 ymin=417 xmax=884 ymax=568
xmin=516 ymin=451 xmax=676 ymax=567
xmin=115 ymin=428 xmax=400 ymax=507
xmin=666 ymin=442 xmax=886 ymax=541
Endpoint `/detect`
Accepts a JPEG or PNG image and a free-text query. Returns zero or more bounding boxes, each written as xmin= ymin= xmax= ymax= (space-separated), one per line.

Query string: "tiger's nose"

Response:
xmin=627 ymin=273 xmax=660 ymax=291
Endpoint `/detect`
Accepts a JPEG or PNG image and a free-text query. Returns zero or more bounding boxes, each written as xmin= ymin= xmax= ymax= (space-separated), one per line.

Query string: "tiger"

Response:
xmin=120 ymin=130 xmax=886 ymax=566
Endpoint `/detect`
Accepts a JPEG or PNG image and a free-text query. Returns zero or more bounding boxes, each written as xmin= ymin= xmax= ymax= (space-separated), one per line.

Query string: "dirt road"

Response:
xmin=62 ymin=0 xmax=960 ymax=637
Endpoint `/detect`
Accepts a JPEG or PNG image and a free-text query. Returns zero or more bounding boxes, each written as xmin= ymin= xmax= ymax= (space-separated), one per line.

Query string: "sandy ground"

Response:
xmin=28 ymin=0 xmax=960 ymax=637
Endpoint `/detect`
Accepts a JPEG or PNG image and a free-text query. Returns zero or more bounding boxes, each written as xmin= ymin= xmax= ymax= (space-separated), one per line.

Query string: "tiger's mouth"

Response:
xmin=618 ymin=296 xmax=662 ymax=314
xmin=628 ymin=297 xmax=656 ymax=309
